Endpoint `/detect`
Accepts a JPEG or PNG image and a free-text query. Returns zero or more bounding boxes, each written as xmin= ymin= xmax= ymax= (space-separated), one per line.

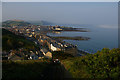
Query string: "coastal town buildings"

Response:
xmin=2 ymin=24 xmax=78 ymax=60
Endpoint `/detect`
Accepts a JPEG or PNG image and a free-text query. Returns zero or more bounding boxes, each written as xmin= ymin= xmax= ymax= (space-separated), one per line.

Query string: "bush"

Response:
xmin=62 ymin=48 xmax=120 ymax=78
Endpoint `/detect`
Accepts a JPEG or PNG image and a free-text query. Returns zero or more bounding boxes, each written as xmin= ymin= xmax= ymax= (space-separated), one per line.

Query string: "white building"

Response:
xmin=38 ymin=28 xmax=40 ymax=30
xmin=50 ymin=44 xmax=57 ymax=51
xmin=55 ymin=28 xmax=62 ymax=31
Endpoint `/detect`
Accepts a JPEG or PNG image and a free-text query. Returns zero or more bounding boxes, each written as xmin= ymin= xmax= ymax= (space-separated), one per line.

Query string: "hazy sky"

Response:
xmin=2 ymin=0 xmax=119 ymax=2
xmin=2 ymin=2 xmax=118 ymax=25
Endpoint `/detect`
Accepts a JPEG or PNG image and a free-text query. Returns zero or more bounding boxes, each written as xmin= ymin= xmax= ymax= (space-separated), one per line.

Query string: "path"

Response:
xmin=41 ymin=63 xmax=73 ymax=80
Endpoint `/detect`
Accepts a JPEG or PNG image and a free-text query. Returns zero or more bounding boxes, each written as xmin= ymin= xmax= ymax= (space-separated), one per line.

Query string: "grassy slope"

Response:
xmin=2 ymin=59 xmax=73 ymax=80
xmin=2 ymin=60 xmax=50 ymax=80
xmin=2 ymin=48 xmax=120 ymax=79
xmin=62 ymin=57 xmax=90 ymax=78
xmin=2 ymin=29 xmax=39 ymax=52
xmin=62 ymin=48 xmax=120 ymax=79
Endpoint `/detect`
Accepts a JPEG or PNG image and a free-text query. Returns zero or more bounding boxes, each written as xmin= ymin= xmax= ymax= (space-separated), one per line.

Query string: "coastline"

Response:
xmin=45 ymin=26 xmax=90 ymax=56
xmin=3 ymin=23 xmax=90 ymax=59
xmin=50 ymin=36 xmax=90 ymax=41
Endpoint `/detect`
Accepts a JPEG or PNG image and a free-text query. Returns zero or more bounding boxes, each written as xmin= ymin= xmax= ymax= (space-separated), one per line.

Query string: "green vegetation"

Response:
xmin=2 ymin=60 xmax=51 ymax=80
xmin=2 ymin=48 xmax=120 ymax=79
xmin=2 ymin=20 xmax=30 ymax=27
xmin=2 ymin=29 xmax=39 ymax=52
xmin=52 ymin=51 xmax=74 ymax=60
xmin=2 ymin=59 xmax=73 ymax=80
xmin=62 ymin=48 xmax=120 ymax=79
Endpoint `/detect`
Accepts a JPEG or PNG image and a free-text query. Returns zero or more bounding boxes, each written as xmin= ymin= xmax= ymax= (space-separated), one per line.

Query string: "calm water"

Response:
xmin=47 ymin=24 xmax=118 ymax=53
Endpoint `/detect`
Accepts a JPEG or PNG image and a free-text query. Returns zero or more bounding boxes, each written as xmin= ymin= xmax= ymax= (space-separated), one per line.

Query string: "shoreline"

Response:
xmin=46 ymin=26 xmax=90 ymax=56
xmin=46 ymin=33 xmax=90 ymax=56
xmin=49 ymin=36 xmax=90 ymax=41
xmin=4 ymin=24 xmax=90 ymax=58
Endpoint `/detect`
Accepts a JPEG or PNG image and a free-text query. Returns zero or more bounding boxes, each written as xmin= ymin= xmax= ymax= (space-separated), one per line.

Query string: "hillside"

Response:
xmin=2 ymin=20 xmax=31 ymax=27
xmin=62 ymin=48 xmax=120 ymax=78
xmin=29 ymin=20 xmax=54 ymax=25
xmin=2 ymin=28 xmax=39 ymax=52
xmin=2 ymin=48 xmax=120 ymax=79
xmin=2 ymin=60 xmax=72 ymax=80
xmin=2 ymin=60 xmax=50 ymax=80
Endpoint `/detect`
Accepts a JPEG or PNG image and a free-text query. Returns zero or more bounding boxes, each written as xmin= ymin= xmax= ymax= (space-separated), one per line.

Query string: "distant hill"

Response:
xmin=2 ymin=20 xmax=31 ymax=27
xmin=29 ymin=20 xmax=54 ymax=25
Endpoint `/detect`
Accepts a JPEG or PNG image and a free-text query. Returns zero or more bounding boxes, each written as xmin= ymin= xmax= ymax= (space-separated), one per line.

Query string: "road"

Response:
xmin=41 ymin=63 xmax=73 ymax=80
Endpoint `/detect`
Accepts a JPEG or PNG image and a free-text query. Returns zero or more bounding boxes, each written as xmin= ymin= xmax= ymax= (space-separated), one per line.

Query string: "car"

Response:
xmin=53 ymin=59 xmax=60 ymax=64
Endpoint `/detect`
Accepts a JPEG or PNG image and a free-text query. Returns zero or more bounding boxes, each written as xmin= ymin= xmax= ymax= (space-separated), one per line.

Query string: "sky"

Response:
xmin=1 ymin=0 xmax=120 ymax=2
xmin=2 ymin=2 xmax=118 ymax=26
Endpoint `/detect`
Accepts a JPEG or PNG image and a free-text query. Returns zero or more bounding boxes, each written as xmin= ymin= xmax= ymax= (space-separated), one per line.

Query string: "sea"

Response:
xmin=47 ymin=24 xmax=118 ymax=54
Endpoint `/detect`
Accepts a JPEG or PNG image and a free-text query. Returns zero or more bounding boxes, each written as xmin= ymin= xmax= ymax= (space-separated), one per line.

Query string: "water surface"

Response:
xmin=47 ymin=24 xmax=118 ymax=53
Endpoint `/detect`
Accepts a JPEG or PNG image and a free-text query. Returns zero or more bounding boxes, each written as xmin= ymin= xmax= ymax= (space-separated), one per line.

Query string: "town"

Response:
xmin=2 ymin=23 xmax=87 ymax=60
